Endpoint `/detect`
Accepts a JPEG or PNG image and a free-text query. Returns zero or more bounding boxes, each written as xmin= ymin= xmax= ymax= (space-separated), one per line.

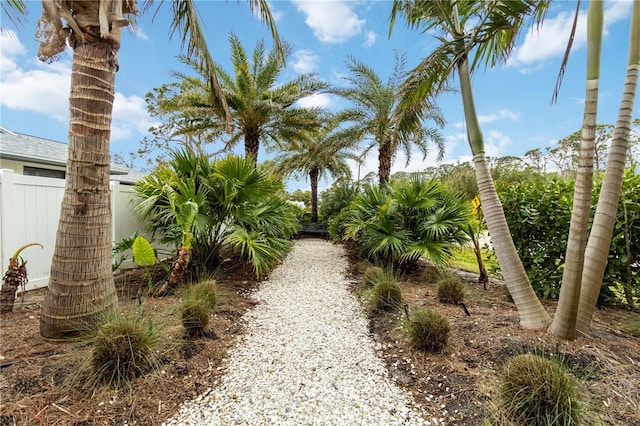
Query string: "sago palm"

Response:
xmin=331 ymin=53 xmax=445 ymax=185
xmin=390 ymin=0 xmax=551 ymax=329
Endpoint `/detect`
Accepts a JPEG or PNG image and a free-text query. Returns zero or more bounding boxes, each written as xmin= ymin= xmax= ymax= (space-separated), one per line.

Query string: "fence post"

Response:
xmin=0 ymin=169 xmax=18 ymax=276
xmin=110 ymin=180 xmax=119 ymax=245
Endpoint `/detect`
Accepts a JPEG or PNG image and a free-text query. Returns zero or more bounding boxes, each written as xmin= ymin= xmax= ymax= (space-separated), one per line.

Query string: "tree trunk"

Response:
xmin=577 ymin=1 xmax=640 ymax=332
xmin=310 ymin=168 xmax=319 ymax=223
xmin=154 ymin=247 xmax=191 ymax=297
xmin=550 ymin=1 xmax=603 ymax=340
xmin=244 ymin=131 xmax=260 ymax=167
xmin=1 ymin=258 xmax=26 ymax=314
xmin=378 ymin=140 xmax=392 ymax=185
xmin=40 ymin=36 xmax=120 ymax=340
xmin=458 ymin=55 xmax=550 ymax=330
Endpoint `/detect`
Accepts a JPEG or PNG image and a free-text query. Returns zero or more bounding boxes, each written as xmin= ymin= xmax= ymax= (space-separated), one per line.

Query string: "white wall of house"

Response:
xmin=0 ymin=169 xmax=153 ymax=291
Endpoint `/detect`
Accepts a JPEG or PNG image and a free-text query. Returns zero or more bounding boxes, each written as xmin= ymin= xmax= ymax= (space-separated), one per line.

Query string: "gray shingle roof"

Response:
xmin=0 ymin=127 xmax=145 ymax=184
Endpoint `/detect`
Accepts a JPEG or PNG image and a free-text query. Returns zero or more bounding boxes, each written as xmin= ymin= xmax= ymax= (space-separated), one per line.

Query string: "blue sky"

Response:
xmin=1 ymin=0 xmax=636 ymax=192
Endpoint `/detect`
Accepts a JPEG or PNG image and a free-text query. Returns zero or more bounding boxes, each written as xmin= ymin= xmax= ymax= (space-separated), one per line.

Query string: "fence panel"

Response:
xmin=0 ymin=169 xmax=152 ymax=291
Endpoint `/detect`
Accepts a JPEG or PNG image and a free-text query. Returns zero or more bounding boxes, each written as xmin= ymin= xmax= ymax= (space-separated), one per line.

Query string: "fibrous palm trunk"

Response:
xmin=378 ymin=140 xmax=393 ymax=185
xmin=154 ymin=247 xmax=191 ymax=297
xmin=40 ymin=36 xmax=120 ymax=339
xmin=577 ymin=0 xmax=640 ymax=333
xmin=310 ymin=167 xmax=319 ymax=222
xmin=459 ymin=56 xmax=550 ymax=330
xmin=549 ymin=0 xmax=603 ymax=340
xmin=245 ymin=131 xmax=260 ymax=167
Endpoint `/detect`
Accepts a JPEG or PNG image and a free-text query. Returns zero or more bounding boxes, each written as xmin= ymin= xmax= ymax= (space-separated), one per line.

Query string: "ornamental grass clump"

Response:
xmin=187 ymin=280 xmax=218 ymax=309
xmin=364 ymin=267 xmax=402 ymax=310
xmin=180 ymin=297 xmax=210 ymax=338
xmin=500 ymin=353 xmax=585 ymax=426
xmin=362 ymin=265 xmax=385 ymax=286
xmin=403 ymin=307 xmax=450 ymax=352
xmin=91 ymin=315 xmax=160 ymax=388
xmin=437 ymin=277 xmax=465 ymax=305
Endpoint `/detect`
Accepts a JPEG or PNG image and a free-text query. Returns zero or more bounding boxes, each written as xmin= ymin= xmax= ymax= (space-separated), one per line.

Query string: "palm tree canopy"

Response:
xmin=273 ymin=114 xmax=358 ymax=183
xmin=331 ymin=53 xmax=446 ymax=180
xmin=215 ymin=32 xmax=328 ymax=157
xmin=390 ymin=0 xmax=549 ymax=101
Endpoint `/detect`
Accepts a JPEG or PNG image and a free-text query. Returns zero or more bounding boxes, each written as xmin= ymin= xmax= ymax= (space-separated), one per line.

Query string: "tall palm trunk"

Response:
xmin=309 ymin=167 xmax=319 ymax=222
xmin=40 ymin=35 xmax=120 ymax=339
xmin=577 ymin=0 xmax=640 ymax=333
xmin=550 ymin=0 xmax=603 ymax=340
xmin=378 ymin=140 xmax=393 ymax=185
xmin=459 ymin=56 xmax=550 ymax=330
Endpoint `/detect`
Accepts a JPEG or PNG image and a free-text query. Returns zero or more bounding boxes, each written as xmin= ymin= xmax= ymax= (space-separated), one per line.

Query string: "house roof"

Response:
xmin=0 ymin=126 xmax=145 ymax=184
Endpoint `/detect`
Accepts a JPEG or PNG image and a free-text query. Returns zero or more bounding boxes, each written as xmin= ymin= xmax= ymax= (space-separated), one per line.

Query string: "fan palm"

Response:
xmin=341 ymin=178 xmax=470 ymax=268
xmin=390 ymin=0 xmax=551 ymax=329
xmin=135 ymin=153 xmax=298 ymax=280
xmin=273 ymin=114 xmax=359 ymax=222
xmin=23 ymin=0 xmax=282 ymax=339
xmin=331 ymin=53 xmax=445 ymax=185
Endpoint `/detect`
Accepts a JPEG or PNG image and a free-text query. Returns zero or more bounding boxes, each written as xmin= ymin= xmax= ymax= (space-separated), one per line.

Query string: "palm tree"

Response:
xmin=577 ymin=0 xmax=640 ymax=333
xmin=158 ymin=32 xmax=329 ymax=166
xmin=549 ymin=0 xmax=603 ymax=340
xmin=330 ymin=53 xmax=446 ymax=185
xmin=272 ymin=114 xmax=358 ymax=222
xmin=28 ymin=0 xmax=282 ymax=340
xmin=390 ymin=0 xmax=551 ymax=330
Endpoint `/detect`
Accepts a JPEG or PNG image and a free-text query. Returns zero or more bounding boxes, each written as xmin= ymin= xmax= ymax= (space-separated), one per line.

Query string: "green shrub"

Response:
xmin=437 ymin=277 xmax=464 ymax=304
xmin=181 ymin=298 xmax=210 ymax=337
xmin=500 ymin=353 xmax=585 ymax=426
xmin=403 ymin=307 xmax=450 ymax=352
xmin=91 ymin=315 xmax=159 ymax=388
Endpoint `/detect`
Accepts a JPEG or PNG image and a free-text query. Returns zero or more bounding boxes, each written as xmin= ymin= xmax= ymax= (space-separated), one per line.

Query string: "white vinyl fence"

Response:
xmin=0 ymin=169 xmax=151 ymax=291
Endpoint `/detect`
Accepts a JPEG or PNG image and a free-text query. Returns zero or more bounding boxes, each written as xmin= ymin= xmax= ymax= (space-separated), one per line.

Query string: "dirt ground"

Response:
xmin=1 ymin=240 xmax=639 ymax=425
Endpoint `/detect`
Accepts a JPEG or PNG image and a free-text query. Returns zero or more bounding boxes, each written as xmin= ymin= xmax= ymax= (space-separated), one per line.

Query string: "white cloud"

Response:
xmin=291 ymin=0 xmax=365 ymax=44
xmin=509 ymin=2 xmax=632 ymax=71
xmin=296 ymin=93 xmax=333 ymax=109
xmin=478 ymin=109 xmax=521 ymax=124
xmin=0 ymin=33 xmax=71 ymax=122
xmin=484 ymin=130 xmax=512 ymax=157
xmin=509 ymin=9 xmax=587 ymax=69
xmin=363 ymin=30 xmax=376 ymax=48
xmin=1 ymin=31 xmax=154 ymax=143
xmin=111 ymin=93 xmax=156 ymax=141
xmin=291 ymin=49 xmax=320 ymax=74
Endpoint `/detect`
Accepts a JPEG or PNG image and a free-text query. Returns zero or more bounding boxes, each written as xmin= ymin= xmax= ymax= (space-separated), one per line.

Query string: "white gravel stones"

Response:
xmin=163 ymin=239 xmax=431 ymax=426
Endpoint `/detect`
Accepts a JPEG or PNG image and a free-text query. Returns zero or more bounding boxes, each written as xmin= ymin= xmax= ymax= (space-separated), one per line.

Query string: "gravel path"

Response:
xmin=163 ymin=239 xmax=432 ymax=425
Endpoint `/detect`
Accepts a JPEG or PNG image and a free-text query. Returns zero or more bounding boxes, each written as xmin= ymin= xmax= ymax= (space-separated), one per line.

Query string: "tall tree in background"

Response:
xmin=217 ymin=32 xmax=328 ymax=165
xmin=272 ymin=114 xmax=358 ymax=222
xmin=331 ymin=53 xmax=445 ymax=185
xmin=390 ymin=0 xmax=551 ymax=330
xmin=29 ymin=0 xmax=282 ymax=340
xmin=549 ymin=0 xmax=603 ymax=340
xmin=577 ymin=0 xmax=640 ymax=333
